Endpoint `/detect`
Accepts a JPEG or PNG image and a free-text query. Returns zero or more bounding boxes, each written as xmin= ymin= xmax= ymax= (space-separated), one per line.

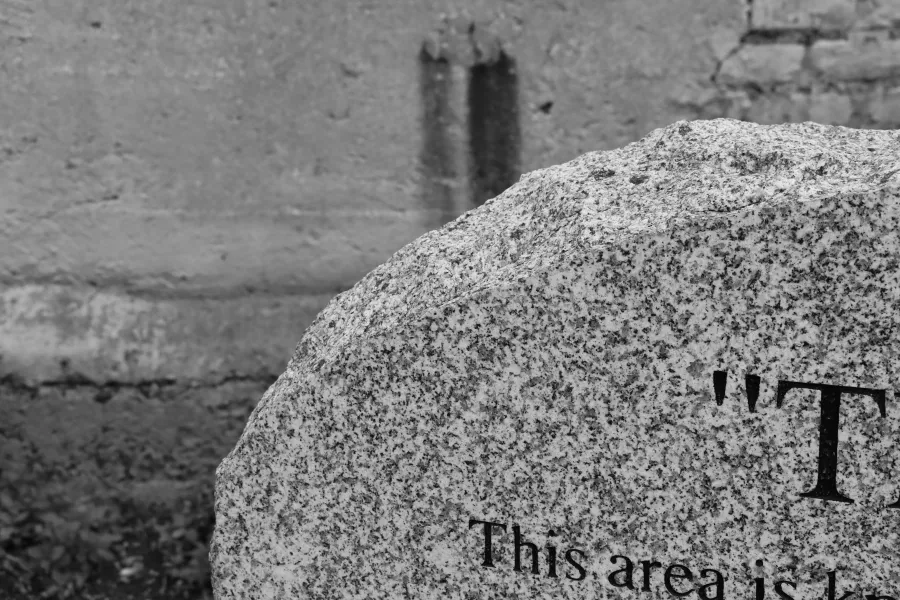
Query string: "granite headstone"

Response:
xmin=211 ymin=119 xmax=900 ymax=600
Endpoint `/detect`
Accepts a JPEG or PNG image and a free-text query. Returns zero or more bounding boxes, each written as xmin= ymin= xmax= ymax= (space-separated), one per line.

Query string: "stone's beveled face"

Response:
xmin=210 ymin=119 xmax=900 ymax=600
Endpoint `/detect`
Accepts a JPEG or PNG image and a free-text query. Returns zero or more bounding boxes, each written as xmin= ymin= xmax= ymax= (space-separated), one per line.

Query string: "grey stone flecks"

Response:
xmin=210 ymin=119 xmax=900 ymax=600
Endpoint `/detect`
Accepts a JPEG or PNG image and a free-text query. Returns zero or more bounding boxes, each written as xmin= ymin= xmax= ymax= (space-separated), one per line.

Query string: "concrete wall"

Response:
xmin=2 ymin=0 xmax=899 ymax=597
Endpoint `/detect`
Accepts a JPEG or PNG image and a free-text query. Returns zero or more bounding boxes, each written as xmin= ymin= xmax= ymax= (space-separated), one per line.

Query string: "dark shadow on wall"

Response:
xmin=418 ymin=47 xmax=458 ymax=230
xmin=419 ymin=43 xmax=522 ymax=228
xmin=468 ymin=51 xmax=520 ymax=209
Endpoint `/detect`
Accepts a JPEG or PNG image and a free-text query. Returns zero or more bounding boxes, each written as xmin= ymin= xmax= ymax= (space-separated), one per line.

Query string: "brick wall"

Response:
xmin=0 ymin=0 xmax=897 ymax=597
xmin=710 ymin=0 xmax=900 ymax=127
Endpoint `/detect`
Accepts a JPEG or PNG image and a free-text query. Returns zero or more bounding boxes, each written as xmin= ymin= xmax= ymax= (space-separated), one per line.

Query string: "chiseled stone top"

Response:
xmin=211 ymin=119 xmax=900 ymax=600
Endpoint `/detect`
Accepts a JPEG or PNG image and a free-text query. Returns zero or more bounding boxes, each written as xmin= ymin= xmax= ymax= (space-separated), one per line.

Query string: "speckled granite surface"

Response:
xmin=211 ymin=119 xmax=900 ymax=600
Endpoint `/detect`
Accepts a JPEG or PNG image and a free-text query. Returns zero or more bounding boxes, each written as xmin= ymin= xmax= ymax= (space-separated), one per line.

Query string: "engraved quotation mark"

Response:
xmin=713 ymin=370 xmax=899 ymax=508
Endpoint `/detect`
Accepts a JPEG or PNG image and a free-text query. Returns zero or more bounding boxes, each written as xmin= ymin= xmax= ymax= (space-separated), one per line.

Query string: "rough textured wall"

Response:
xmin=0 ymin=0 xmax=898 ymax=597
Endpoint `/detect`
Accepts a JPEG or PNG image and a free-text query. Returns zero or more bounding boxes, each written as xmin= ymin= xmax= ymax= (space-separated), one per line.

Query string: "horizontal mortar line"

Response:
xmin=741 ymin=29 xmax=850 ymax=44
xmin=0 ymin=372 xmax=279 ymax=393
xmin=36 ymin=205 xmax=448 ymax=220
xmin=716 ymin=77 xmax=900 ymax=92
xmin=742 ymin=28 xmax=900 ymax=45
xmin=0 ymin=279 xmax=356 ymax=301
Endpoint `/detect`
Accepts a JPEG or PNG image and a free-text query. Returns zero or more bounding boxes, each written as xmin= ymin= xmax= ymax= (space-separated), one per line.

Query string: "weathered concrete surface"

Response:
xmin=7 ymin=0 xmax=900 ymax=306
xmin=809 ymin=38 xmax=900 ymax=82
xmin=0 ymin=201 xmax=433 ymax=298
xmin=6 ymin=0 xmax=900 ymax=307
xmin=870 ymin=85 xmax=900 ymax=124
xmin=0 ymin=284 xmax=330 ymax=385
xmin=750 ymin=0 xmax=857 ymax=29
xmin=717 ymin=44 xmax=806 ymax=86
xmin=0 ymin=0 xmax=743 ymax=297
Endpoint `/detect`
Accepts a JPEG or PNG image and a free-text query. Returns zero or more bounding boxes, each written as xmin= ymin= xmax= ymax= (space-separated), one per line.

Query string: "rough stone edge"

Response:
xmin=285 ymin=119 xmax=900 ymax=378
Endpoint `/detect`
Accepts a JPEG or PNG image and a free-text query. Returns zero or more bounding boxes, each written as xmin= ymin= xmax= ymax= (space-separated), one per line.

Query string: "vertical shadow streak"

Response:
xmin=418 ymin=46 xmax=457 ymax=229
xmin=468 ymin=51 xmax=521 ymax=208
